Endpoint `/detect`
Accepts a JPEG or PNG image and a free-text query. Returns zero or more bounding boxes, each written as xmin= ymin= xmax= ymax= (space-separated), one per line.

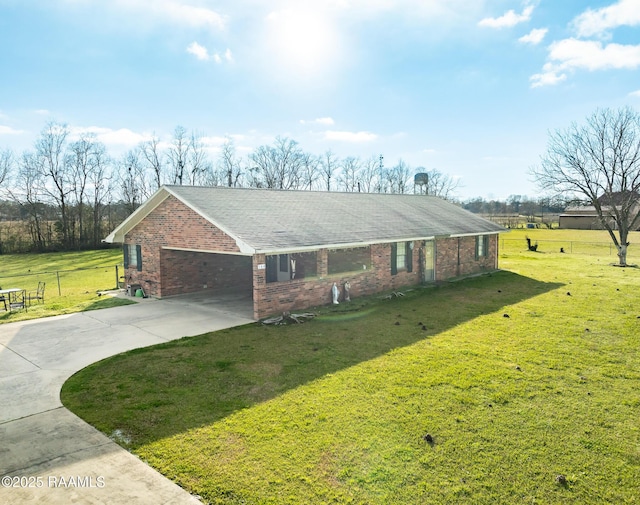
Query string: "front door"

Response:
xmin=423 ymin=240 xmax=435 ymax=282
xmin=277 ymin=254 xmax=291 ymax=282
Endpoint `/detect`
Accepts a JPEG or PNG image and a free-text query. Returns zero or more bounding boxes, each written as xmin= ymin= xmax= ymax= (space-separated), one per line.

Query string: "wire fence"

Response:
xmin=500 ymin=238 xmax=617 ymax=256
xmin=0 ymin=264 xmax=123 ymax=299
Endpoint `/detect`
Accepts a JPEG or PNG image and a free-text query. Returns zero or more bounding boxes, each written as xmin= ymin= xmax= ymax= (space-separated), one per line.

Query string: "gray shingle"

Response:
xmin=165 ymin=186 xmax=504 ymax=253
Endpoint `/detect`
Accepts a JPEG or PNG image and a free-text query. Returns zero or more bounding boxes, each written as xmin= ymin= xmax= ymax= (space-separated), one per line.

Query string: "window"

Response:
xmin=391 ymin=241 xmax=413 ymax=275
xmin=265 ymin=255 xmax=278 ymax=283
xmin=476 ymin=235 xmax=487 ymax=259
xmin=266 ymin=252 xmax=318 ymax=282
xmin=396 ymin=242 xmax=407 ymax=270
xmin=123 ymin=244 xmax=142 ymax=271
xmin=328 ymin=247 xmax=371 ymax=274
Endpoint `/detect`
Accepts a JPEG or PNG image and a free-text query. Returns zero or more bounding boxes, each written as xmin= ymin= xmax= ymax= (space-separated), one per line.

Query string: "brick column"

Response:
xmin=252 ymin=254 xmax=266 ymax=320
xmin=317 ymin=249 xmax=328 ymax=278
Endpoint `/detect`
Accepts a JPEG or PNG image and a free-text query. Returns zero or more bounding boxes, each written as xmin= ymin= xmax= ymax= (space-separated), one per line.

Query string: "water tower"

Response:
xmin=414 ymin=170 xmax=429 ymax=194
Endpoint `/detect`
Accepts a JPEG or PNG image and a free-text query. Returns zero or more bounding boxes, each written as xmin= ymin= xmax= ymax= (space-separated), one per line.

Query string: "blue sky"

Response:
xmin=1 ymin=0 xmax=639 ymax=200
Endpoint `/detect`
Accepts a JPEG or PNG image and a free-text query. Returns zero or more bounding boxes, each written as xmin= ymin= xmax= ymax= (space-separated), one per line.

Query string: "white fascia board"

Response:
xmin=256 ymin=236 xmax=438 ymax=255
xmin=162 ymin=246 xmax=254 ymax=256
xmin=449 ymin=230 xmax=507 ymax=239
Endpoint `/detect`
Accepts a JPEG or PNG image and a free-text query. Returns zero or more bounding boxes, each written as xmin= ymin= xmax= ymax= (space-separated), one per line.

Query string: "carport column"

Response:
xmin=252 ymin=254 xmax=267 ymax=320
xmin=317 ymin=249 xmax=328 ymax=278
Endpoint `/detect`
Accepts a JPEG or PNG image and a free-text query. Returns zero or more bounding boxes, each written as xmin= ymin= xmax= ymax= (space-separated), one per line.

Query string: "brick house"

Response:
xmin=104 ymin=186 xmax=505 ymax=319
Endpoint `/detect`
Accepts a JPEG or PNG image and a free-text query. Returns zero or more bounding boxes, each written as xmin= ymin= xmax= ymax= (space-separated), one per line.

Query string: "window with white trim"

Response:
xmin=476 ymin=235 xmax=487 ymax=258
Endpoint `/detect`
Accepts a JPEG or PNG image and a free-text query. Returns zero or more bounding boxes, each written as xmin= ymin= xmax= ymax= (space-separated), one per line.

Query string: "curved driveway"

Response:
xmin=0 ymin=292 xmax=254 ymax=504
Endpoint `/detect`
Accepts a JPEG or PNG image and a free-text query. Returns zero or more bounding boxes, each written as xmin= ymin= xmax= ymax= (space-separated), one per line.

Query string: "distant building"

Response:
xmin=559 ymin=192 xmax=640 ymax=230
xmin=559 ymin=205 xmax=611 ymax=230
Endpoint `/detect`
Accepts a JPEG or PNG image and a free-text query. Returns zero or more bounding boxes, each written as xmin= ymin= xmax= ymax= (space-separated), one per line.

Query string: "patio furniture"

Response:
xmin=0 ymin=288 xmax=27 ymax=312
xmin=10 ymin=289 xmax=26 ymax=311
xmin=0 ymin=287 xmax=6 ymax=311
xmin=28 ymin=281 xmax=46 ymax=305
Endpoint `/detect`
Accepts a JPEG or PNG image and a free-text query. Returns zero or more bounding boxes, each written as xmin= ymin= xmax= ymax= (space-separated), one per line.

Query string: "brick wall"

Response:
xmin=435 ymin=235 xmax=498 ymax=280
xmin=160 ymin=250 xmax=252 ymax=297
xmin=253 ymin=236 xmax=499 ymax=319
xmin=253 ymin=243 xmax=422 ymax=319
xmin=124 ymin=195 xmax=245 ymax=296
xmin=124 ymin=196 xmax=499 ymax=319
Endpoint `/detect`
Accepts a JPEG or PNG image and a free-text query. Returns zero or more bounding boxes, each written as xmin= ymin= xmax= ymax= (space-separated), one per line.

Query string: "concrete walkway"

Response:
xmin=0 ymin=293 xmax=254 ymax=504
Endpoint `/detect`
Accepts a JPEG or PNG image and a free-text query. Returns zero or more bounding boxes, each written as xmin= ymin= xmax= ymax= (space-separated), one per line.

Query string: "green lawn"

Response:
xmin=62 ymin=229 xmax=640 ymax=504
xmin=0 ymin=249 xmax=134 ymax=323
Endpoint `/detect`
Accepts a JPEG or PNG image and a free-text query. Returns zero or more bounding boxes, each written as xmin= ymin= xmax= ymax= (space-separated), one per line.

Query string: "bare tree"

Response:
xmin=36 ymin=121 xmax=73 ymax=248
xmin=532 ymin=106 xmax=640 ymax=266
xmin=67 ymin=134 xmax=106 ymax=248
xmin=320 ymin=150 xmax=338 ymax=191
xmin=186 ymin=131 xmax=212 ymax=185
xmin=167 ymin=125 xmax=188 ymax=185
xmin=218 ymin=138 xmax=243 ymax=187
xmin=300 ymin=152 xmax=320 ymax=190
xmin=88 ymin=141 xmax=111 ymax=248
xmin=358 ymin=155 xmax=383 ymax=193
xmin=249 ymin=136 xmax=304 ymax=189
xmin=11 ymin=151 xmax=50 ymax=250
xmin=339 ymin=156 xmax=361 ymax=192
xmin=140 ymin=134 xmax=165 ymax=190
xmin=0 ymin=148 xmax=12 ymax=189
xmin=414 ymin=167 xmax=461 ymax=200
xmin=118 ymin=148 xmax=148 ymax=214
xmin=387 ymin=159 xmax=412 ymax=194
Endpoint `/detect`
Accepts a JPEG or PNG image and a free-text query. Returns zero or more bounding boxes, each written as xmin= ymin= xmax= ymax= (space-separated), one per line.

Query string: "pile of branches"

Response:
xmin=261 ymin=311 xmax=317 ymax=325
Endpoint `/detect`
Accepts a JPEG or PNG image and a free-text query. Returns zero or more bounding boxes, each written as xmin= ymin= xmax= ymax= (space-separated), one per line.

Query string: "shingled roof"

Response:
xmin=105 ymin=185 xmax=506 ymax=254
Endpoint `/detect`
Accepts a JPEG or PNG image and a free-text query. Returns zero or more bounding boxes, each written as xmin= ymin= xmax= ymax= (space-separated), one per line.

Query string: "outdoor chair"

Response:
xmin=28 ymin=281 xmax=45 ymax=305
xmin=0 ymin=287 xmax=6 ymax=311
xmin=9 ymin=289 xmax=26 ymax=311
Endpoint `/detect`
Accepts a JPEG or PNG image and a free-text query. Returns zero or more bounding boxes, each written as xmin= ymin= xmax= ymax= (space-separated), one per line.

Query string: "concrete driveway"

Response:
xmin=0 ymin=292 xmax=254 ymax=504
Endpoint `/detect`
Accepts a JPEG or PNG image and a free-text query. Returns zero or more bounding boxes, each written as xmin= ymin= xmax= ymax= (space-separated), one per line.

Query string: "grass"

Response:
xmin=61 ymin=229 xmax=640 ymax=504
xmin=0 ymin=249 xmax=134 ymax=323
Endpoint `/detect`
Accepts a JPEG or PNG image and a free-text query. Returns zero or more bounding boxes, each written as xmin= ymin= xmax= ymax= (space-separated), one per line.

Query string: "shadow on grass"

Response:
xmin=61 ymin=271 xmax=563 ymax=448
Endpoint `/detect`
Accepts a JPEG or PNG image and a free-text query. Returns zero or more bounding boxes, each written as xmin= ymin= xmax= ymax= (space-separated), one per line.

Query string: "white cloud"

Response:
xmin=573 ymin=0 xmax=640 ymax=38
xmin=116 ymin=0 xmax=225 ymax=30
xmin=629 ymin=89 xmax=640 ymax=97
xmin=187 ymin=41 xmax=210 ymax=61
xmin=530 ymin=67 xmax=567 ymax=88
xmin=519 ymin=28 xmax=547 ymax=45
xmin=34 ymin=109 xmax=50 ymax=116
xmin=187 ymin=42 xmax=233 ymax=64
xmin=70 ymin=126 xmax=150 ymax=147
xmin=300 ymin=117 xmax=335 ymax=125
xmin=324 ymin=130 xmax=378 ymax=142
xmin=549 ymin=38 xmax=640 ymax=71
xmin=530 ymin=38 xmax=640 ymax=87
xmin=0 ymin=125 xmax=24 ymax=135
xmin=478 ymin=5 xmax=534 ymax=29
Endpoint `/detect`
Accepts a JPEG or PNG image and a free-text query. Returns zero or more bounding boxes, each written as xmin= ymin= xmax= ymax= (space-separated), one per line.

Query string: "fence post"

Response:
xmin=57 ymin=271 xmax=61 ymax=296
xmin=115 ymin=265 xmax=119 ymax=290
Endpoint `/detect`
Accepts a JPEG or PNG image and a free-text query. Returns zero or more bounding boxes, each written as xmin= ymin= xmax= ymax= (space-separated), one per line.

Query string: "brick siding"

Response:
xmin=123 ymin=195 xmax=499 ymax=319
xmin=123 ymin=195 xmax=244 ymax=296
xmin=251 ymin=236 xmax=498 ymax=319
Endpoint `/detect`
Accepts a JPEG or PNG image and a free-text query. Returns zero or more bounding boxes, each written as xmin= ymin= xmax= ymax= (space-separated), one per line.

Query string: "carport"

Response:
xmin=158 ymin=248 xmax=253 ymax=300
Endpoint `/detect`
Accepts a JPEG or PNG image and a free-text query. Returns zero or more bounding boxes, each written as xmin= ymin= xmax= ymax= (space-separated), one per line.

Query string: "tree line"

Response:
xmin=0 ymin=122 xmax=466 ymax=253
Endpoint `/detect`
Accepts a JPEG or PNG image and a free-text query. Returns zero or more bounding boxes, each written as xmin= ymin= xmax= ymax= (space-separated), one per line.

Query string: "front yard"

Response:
xmin=62 ymin=230 xmax=640 ymax=504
